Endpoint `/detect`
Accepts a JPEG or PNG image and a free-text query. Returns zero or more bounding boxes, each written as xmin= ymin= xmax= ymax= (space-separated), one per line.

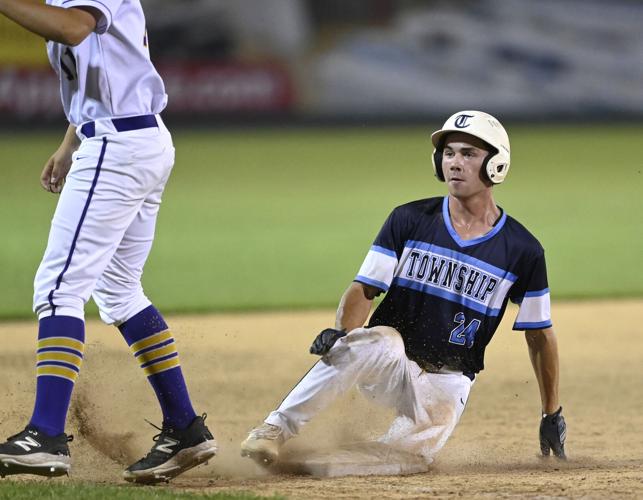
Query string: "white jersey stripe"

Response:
xmin=393 ymin=277 xmax=505 ymax=316
xmin=355 ymin=247 xmax=398 ymax=291
xmin=513 ymin=293 xmax=552 ymax=330
xmin=395 ymin=245 xmax=515 ymax=314
xmin=405 ymin=240 xmax=518 ymax=282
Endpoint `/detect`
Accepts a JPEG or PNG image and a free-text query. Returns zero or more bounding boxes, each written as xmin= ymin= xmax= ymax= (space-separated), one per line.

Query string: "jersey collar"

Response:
xmin=442 ymin=196 xmax=507 ymax=248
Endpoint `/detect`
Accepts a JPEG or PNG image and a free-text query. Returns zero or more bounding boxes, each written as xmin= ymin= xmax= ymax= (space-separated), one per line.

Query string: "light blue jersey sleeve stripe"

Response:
xmin=513 ymin=320 xmax=553 ymax=330
xmin=354 ymin=275 xmax=390 ymax=292
xmin=371 ymin=245 xmax=397 ymax=258
xmin=524 ymin=288 xmax=550 ymax=298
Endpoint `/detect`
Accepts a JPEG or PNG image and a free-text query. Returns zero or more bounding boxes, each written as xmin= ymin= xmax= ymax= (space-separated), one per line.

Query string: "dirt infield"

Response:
xmin=1 ymin=300 xmax=642 ymax=498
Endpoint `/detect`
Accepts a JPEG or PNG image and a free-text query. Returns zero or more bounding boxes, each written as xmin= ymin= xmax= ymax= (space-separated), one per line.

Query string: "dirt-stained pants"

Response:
xmin=265 ymin=326 xmax=473 ymax=461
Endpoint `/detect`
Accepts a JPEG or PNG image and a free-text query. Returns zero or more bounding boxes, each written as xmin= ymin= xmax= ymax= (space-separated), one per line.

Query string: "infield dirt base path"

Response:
xmin=1 ymin=300 xmax=641 ymax=499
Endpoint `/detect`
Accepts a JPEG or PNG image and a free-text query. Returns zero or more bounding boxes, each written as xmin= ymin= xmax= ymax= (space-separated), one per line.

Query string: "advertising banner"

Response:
xmin=0 ymin=62 xmax=294 ymax=123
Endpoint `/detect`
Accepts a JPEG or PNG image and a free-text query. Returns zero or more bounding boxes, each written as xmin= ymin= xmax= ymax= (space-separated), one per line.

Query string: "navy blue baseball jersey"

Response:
xmin=354 ymin=196 xmax=552 ymax=374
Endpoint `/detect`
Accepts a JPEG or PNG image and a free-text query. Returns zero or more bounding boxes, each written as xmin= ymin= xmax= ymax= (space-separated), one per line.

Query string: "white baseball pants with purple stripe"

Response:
xmin=265 ymin=326 xmax=474 ymax=461
xmin=33 ymin=117 xmax=174 ymax=325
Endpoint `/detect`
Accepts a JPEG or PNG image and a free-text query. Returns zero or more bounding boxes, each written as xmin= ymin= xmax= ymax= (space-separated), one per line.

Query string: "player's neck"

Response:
xmin=447 ymin=193 xmax=501 ymax=240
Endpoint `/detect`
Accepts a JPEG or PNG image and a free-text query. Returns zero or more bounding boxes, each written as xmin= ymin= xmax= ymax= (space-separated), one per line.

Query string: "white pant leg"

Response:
xmin=378 ymin=366 xmax=473 ymax=461
xmin=92 ymin=193 xmax=163 ymax=326
xmin=33 ymin=122 xmax=174 ymax=321
xmin=265 ymin=325 xmax=473 ymax=461
xmin=265 ymin=326 xmax=423 ymax=439
xmin=93 ymin=133 xmax=174 ymax=325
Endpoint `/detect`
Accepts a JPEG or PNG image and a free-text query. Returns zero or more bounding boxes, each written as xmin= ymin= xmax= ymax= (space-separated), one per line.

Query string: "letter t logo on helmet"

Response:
xmin=430 ymin=110 xmax=511 ymax=184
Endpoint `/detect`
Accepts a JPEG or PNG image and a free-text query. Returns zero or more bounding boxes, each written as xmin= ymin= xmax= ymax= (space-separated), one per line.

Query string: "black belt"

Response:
xmin=80 ymin=114 xmax=158 ymax=138
xmin=413 ymin=357 xmax=475 ymax=381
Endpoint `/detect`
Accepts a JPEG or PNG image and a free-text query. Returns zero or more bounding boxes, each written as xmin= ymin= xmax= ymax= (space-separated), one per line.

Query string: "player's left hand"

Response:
xmin=539 ymin=406 xmax=567 ymax=459
xmin=310 ymin=328 xmax=347 ymax=356
xmin=41 ymin=147 xmax=73 ymax=194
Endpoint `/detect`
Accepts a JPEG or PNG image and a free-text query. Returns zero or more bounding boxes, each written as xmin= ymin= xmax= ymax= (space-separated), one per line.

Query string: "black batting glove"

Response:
xmin=539 ymin=406 xmax=567 ymax=459
xmin=310 ymin=328 xmax=347 ymax=356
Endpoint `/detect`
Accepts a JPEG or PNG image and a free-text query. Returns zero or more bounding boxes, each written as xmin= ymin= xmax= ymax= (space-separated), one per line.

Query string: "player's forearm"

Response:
xmin=526 ymin=328 xmax=560 ymax=414
xmin=60 ymin=124 xmax=80 ymax=152
xmin=335 ymin=282 xmax=373 ymax=332
xmin=0 ymin=0 xmax=95 ymax=46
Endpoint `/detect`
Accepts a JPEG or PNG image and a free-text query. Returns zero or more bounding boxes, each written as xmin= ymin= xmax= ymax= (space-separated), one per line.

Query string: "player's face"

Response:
xmin=442 ymin=133 xmax=491 ymax=199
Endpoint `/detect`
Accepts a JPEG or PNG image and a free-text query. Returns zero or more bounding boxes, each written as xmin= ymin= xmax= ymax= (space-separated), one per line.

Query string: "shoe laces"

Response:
xmin=249 ymin=423 xmax=282 ymax=441
xmin=143 ymin=412 xmax=207 ymax=442
xmin=142 ymin=419 xmax=174 ymax=446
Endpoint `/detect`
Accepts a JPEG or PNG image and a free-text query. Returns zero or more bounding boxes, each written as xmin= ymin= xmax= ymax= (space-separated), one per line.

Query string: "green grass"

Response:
xmin=0 ymin=481 xmax=279 ymax=499
xmin=1 ymin=125 xmax=642 ymax=319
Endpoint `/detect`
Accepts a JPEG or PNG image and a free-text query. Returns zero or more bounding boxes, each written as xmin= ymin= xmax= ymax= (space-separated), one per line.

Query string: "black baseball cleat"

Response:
xmin=0 ymin=426 xmax=72 ymax=478
xmin=123 ymin=414 xmax=217 ymax=484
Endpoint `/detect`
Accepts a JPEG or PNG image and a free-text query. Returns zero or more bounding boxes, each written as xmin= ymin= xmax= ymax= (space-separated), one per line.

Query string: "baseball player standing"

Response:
xmin=0 ymin=0 xmax=216 ymax=484
xmin=241 ymin=111 xmax=567 ymax=466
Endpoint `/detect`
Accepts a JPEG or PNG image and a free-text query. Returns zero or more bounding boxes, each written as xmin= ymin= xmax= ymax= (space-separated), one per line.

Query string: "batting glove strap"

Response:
xmin=539 ymin=406 xmax=567 ymax=459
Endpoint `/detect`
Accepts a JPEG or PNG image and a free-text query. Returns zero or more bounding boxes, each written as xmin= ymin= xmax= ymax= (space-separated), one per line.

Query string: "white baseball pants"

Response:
xmin=265 ymin=326 xmax=474 ymax=460
xmin=33 ymin=116 xmax=174 ymax=325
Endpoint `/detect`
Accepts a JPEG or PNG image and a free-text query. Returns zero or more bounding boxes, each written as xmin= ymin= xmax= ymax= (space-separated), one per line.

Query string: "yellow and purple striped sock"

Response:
xmin=30 ymin=316 xmax=85 ymax=436
xmin=119 ymin=305 xmax=197 ymax=429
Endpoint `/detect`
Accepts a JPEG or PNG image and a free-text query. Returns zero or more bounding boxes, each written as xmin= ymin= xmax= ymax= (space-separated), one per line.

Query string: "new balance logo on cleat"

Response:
xmin=0 ymin=426 xmax=72 ymax=478
xmin=123 ymin=414 xmax=217 ymax=484
xmin=155 ymin=437 xmax=179 ymax=454
xmin=13 ymin=436 xmax=41 ymax=452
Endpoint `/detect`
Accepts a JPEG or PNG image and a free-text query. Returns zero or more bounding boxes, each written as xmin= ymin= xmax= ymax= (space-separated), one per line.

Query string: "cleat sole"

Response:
xmin=0 ymin=458 xmax=70 ymax=478
xmin=123 ymin=441 xmax=217 ymax=485
xmin=240 ymin=448 xmax=277 ymax=467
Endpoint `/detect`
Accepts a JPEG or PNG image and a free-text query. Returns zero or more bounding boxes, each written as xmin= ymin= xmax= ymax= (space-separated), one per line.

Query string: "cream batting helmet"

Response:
xmin=431 ymin=110 xmax=511 ymax=184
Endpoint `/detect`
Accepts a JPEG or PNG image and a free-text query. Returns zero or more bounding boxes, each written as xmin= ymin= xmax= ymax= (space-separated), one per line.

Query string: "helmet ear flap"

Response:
xmin=432 ymin=149 xmax=445 ymax=181
xmin=484 ymin=147 xmax=510 ymax=184
xmin=480 ymin=151 xmax=494 ymax=183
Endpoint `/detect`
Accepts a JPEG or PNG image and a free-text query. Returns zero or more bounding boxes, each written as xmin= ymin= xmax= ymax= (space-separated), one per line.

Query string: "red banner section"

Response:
xmin=160 ymin=62 xmax=294 ymax=113
xmin=0 ymin=62 xmax=294 ymax=122
xmin=0 ymin=67 xmax=62 ymax=120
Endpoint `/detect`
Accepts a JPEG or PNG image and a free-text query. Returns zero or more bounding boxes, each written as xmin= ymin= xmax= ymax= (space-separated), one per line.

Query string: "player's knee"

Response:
xmin=93 ymin=286 xmax=150 ymax=325
xmin=346 ymin=326 xmax=406 ymax=359
xmin=375 ymin=327 xmax=406 ymax=358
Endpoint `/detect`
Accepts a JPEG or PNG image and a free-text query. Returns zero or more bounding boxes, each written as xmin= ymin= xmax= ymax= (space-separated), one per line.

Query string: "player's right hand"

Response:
xmin=310 ymin=328 xmax=347 ymax=356
xmin=41 ymin=148 xmax=73 ymax=193
xmin=539 ymin=406 xmax=567 ymax=459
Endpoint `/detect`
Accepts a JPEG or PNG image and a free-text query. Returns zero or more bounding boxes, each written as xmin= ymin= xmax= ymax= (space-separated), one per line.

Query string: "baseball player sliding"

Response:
xmin=241 ymin=111 xmax=567 ymax=466
xmin=0 ymin=0 xmax=216 ymax=484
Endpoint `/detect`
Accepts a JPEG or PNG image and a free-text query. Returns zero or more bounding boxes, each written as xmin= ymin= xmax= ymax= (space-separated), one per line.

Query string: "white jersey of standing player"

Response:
xmin=46 ymin=0 xmax=167 ymax=126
